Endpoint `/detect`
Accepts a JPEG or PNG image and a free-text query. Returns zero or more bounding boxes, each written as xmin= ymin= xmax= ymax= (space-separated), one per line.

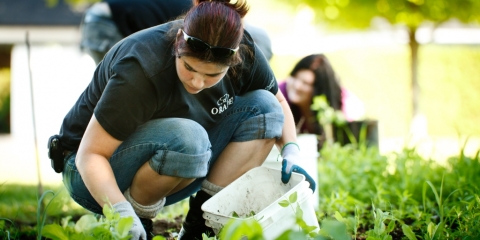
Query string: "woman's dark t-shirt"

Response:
xmin=58 ymin=20 xmax=278 ymax=150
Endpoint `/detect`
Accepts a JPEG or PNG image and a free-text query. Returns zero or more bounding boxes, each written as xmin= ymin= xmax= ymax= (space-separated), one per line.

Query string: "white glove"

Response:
xmin=112 ymin=201 xmax=147 ymax=240
xmin=281 ymin=142 xmax=316 ymax=192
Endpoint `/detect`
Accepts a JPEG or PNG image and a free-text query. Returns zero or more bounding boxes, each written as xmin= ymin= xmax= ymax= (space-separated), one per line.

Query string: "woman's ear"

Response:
xmin=175 ymin=29 xmax=182 ymax=58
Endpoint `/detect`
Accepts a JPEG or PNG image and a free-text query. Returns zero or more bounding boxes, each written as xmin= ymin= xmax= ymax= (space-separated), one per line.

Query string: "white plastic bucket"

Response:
xmin=262 ymin=134 xmax=319 ymax=210
xmin=201 ymin=166 xmax=320 ymax=239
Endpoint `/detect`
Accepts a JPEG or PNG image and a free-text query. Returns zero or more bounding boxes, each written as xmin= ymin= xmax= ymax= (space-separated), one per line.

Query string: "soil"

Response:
xmin=152 ymin=215 xmax=184 ymax=239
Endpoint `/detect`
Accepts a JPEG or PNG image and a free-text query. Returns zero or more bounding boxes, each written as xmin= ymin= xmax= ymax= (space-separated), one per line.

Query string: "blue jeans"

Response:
xmin=62 ymin=90 xmax=284 ymax=214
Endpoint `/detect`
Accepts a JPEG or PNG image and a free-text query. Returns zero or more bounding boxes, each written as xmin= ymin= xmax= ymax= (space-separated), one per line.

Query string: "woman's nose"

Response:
xmin=292 ymin=78 xmax=303 ymax=90
xmin=191 ymin=74 xmax=205 ymax=89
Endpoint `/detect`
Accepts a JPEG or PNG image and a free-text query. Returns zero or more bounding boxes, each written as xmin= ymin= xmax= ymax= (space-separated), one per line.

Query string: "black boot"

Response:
xmin=178 ymin=190 xmax=214 ymax=240
xmin=139 ymin=217 xmax=153 ymax=240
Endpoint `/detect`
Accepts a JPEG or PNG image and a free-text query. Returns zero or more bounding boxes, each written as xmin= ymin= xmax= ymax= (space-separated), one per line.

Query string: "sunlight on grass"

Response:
xmin=0 ymin=184 xmax=87 ymax=224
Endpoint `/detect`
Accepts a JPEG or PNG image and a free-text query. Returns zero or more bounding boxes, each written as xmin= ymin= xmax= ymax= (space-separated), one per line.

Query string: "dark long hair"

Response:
xmin=287 ymin=54 xmax=343 ymax=136
xmin=290 ymin=54 xmax=342 ymax=111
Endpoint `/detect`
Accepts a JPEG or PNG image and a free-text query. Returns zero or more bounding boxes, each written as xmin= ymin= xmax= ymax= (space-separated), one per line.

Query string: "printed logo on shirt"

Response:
xmin=211 ymin=94 xmax=234 ymax=115
xmin=265 ymin=78 xmax=275 ymax=91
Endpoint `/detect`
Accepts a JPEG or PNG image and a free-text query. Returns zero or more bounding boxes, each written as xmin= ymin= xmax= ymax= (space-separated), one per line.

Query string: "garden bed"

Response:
xmin=1 ymin=141 xmax=480 ymax=239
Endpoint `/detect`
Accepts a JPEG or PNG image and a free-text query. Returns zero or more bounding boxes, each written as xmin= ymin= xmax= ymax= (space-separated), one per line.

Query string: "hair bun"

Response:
xmin=193 ymin=0 xmax=248 ymax=18
xmin=195 ymin=0 xmax=231 ymax=5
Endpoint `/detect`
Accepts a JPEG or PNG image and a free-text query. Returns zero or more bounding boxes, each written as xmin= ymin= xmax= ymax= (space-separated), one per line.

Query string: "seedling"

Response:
xmin=278 ymin=192 xmax=319 ymax=237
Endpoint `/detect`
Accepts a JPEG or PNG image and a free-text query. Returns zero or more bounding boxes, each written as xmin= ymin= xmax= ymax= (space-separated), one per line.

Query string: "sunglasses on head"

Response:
xmin=182 ymin=30 xmax=239 ymax=58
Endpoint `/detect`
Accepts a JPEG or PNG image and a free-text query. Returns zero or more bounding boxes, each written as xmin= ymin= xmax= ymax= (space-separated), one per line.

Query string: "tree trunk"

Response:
xmin=408 ymin=27 xmax=420 ymax=121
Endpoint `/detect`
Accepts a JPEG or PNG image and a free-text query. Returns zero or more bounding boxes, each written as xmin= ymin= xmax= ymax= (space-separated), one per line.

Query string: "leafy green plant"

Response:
xmin=34 ymin=187 xmax=138 ymax=240
xmin=310 ymin=95 xmax=347 ymax=145
xmin=0 ymin=218 xmax=15 ymax=240
xmin=316 ymin=218 xmax=350 ymax=240
xmin=206 ymin=191 xmax=323 ymax=240
xmin=333 ymin=209 xmax=359 ymax=238
xmin=317 ymin=136 xmax=480 ymax=239
xmin=401 ymin=224 xmax=417 ymax=240
xmin=278 ymin=191 xmax=319 ymax=237
xmin=41 ymin=203 xmax=136 ymax=240
xmin=218 ymin=218 xmax=264 ymax=240
xmin=3 ymin=135 xmax=480 ymax=239
xmin=365 ymin=204 xmax=397 ymax=240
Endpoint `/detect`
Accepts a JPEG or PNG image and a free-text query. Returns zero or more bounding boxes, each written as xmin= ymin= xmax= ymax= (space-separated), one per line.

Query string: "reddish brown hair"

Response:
xmin=175 ymin=0 xmax=249 ymax=66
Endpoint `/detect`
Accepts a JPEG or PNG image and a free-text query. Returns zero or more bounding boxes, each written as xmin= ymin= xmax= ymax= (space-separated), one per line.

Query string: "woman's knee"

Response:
xmin=145 ymin=119 xmax=212 ymax=178
xmin=246 ymin=89 xmax=283 ymax=114
xmin=126 ymin=118 xmax=211 ymax=152
xmin=152 ymin=118 xmax=210 ymax=153
xmin=229 ymin=90 xmax=284 ymax=141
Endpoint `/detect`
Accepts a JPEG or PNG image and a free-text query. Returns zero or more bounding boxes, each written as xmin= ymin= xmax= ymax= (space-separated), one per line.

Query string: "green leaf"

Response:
xmin=295 ymin=204 xmax=304 ymax=219
xmin=116 ymin=216 xmax=134 ymax=237
xmin=276 ymin=230 xmax=308 ymax=240
xmin=402 ymin=224 xmax=418 ymax=240
xmin=386 ymin=220 xmax=395 ymax=233
xmin=320 ymin=219 xmax=350 ymax=240
xmin=279 ymin=200 xmax=290 ymax=207
xmin=334 ymin=211 xmax=344 ymax=222
xmin=427 ymin=222 xmax=434 ymax=238
xmin=61 ymin=216 xmax=72 ymax=229
xmin=73 ymin=234 xmax=96 ymax=240
xmin=103 ymin=203 xmax=114 ymax=220
xmin=304 ymin=225 xmax=319 ymax=233
xmin=42 ymin=224 xmax=69 ymax=240
xmin=289 ymin=192 xmax=298 ymax=203
xmin=431 ymin=221 xmax=445 ymax=239
xmin=383 ymin=235 xmax=393 ymax=240
xmin=219 ymin=218 xmax=263 ymax=240
xmin=92 ymin=227 xmax=114 ymax=239
xmin=153 ymin=236 xmax=167 ymax=240
xmin=74 ymin=214 xmax=97 ymax=233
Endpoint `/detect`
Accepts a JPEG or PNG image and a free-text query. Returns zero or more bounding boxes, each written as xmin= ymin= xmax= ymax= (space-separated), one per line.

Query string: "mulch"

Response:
xmin=152 ymin=215 xmax=184 ymax=239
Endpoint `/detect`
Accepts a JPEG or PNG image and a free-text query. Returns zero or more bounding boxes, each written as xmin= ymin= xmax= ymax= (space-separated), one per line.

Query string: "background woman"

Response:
xmin=279 ymin=54 xmax=367 ymax=147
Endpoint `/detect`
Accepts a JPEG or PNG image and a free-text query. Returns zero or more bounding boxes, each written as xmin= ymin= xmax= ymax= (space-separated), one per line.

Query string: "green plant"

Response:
xmin=41 ymin=203 xmax=136 ymax=240
xmin=0 ymin=68 xmax=10 ymax=133
xmin=232 ymin=210 xmax=256 ymax=218
xmin=218 ymin=218 xmax=264 ymax=240
xmin=33 ymin=187 xmax=137 ymax=240
xmin=0 ymin=218 xmax=15 ymax=240
xmin=278 ymin=192 xmax=319 ymax=237
xmin=310 ymin=95 xmax=346 ymax=145
xmin=37 ymin=190 xmax=57 ymax=240
xmin=365 ymin=204 xmax=397 ymax=240
xmin=3 ymin=135 xmax=480 ymax=239
xmin=316 ymin=218 xmax=350 ymax=240
xmin=317 ymin=136 xmax=480 ymax=239
xmin=209 ymin=191 xmax=324 ymax=240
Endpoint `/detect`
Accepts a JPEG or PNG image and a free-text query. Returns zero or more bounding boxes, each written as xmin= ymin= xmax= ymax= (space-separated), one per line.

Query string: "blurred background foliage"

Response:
xmin=272 ymin=0 xmax=480 ymax=128
xmin=270 ymin=44 xmax=480 ymax=137
xmin=0 ymin=68 xmax=10 ymax=133
xmin=275 ymin=0 xmax=480 ymax=29
xmin=247 ymin=0 xmax=480 ymax=138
